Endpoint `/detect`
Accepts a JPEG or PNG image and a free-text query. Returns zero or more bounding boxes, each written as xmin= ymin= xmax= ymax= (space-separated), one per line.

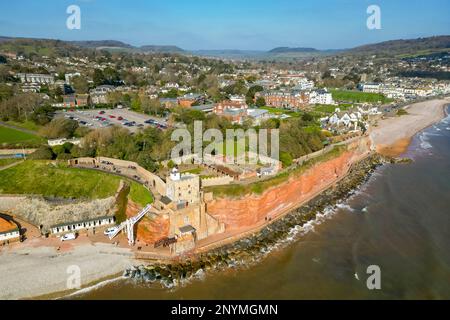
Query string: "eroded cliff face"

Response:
xmin=127 ymin=201 xmax=169 ymax=244
xmin=206 ymin=138 xmax=371 ymax=230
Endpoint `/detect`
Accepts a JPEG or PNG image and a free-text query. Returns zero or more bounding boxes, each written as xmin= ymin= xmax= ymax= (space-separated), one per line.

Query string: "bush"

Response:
xmin=279 ymin=152 xmax=293 ymax=167
xmin=39 ymin=118 xmax=79 ymax=138
xmin=29 ymin=146 xmax=55 ymax=160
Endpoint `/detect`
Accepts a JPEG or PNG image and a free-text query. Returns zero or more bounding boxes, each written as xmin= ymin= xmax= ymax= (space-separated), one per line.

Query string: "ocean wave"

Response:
xmin=336 ymin=203 xmax=355 ymax=212
xmin=419 ymin=132 xmax=433 ymax=150
xmin=60 ymin=275 xmax=124 ymax=299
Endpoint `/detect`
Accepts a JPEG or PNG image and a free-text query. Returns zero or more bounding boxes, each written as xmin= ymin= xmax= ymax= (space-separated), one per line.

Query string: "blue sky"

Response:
xmin=0 ymin=0 xmax=449 ymax=50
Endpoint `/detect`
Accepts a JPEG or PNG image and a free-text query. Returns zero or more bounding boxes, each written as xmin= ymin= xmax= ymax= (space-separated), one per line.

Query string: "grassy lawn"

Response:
xmin=314 ymin=104 xmax=351 ymax=114
xmin=0 ymin=160 xmax=152 ymax=206
xmin=0 ymin=126 xmax=44 ymax=145
xmin=182 ymin=167 xmax=203 ymax=175
xmin=129 ymin=182 xmax=153 ymax=206
xmin=0 ymin=158 xmax=21 ymax=167
xmin=260 ymin=106 xmax=301 ymax=117
xmin=6 ymin=120 xmax=43 ymax=132
xmin=331 ymin=89 xmax=393 ymax=104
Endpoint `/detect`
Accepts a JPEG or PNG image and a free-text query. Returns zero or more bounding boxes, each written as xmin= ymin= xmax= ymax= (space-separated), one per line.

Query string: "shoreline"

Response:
xmin=371 ymin=98 xmax=449 ymax=157
xmin=1 ymin=99 xmax=448 ymax=299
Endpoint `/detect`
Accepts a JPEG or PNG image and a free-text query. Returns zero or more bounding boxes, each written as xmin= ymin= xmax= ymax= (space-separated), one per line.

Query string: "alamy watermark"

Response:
xmin=66 ymin=5 xmax=81 ymax=30
xmin=366 ymin=265 xmax=381 ymax=290
xmin=66 ymin=265 xmax=81 ymax=290
xmin=367 ymin=5 xmax=381 ymax=30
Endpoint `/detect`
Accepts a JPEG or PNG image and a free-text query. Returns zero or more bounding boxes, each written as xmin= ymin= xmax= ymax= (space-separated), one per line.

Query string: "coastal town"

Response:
xmin=0 ymin=34 xmax=449 ymax=299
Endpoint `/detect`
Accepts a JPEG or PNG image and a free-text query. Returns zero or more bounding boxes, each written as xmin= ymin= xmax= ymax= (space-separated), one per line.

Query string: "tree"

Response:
xmin=93 ymin=69 xmax=106 ymax=86
xmin=0 ymin=55 xmax=6 ymax=64
xmin=29 ymin=146 xmax=55 ymax=160
xmin=30 ymin=105 xmax=54 ymax=125
xmin=255 ymin=97 xmax=266 ymax=107
xmin=103 ymin=67 xmax=120 ymax=85
xmin=39 ymin=118 xmax=79 ymax=138
xmin=246 ymin=85 xmax=263 ymax=105
xmin=279 ymin=152 xmax=293 ymax=167
xmin=71 ymin=75 xmax=89 ymax=94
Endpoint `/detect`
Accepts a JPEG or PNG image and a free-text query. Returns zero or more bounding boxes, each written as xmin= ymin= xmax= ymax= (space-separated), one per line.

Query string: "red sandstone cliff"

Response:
xmin=127 ymin=201 xmax=170 ymax=244
xmin=206 ymin=137 xmax=371 ymax=230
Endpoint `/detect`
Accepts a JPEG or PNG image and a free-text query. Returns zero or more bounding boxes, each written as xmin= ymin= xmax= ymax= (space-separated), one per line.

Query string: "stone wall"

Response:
xmin=201 ymin=175 xmax=234 ymax=187
xmin=0 ymin=195 xmax=116 ymax=233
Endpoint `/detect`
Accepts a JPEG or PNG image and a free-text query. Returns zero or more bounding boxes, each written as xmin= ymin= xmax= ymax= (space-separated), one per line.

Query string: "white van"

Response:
xmin=60 ymin=233 xmax=76 ymax=242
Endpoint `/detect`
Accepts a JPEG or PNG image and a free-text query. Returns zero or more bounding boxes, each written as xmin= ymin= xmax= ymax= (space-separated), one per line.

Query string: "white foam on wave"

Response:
xmin=336 ymin=203 xmax=355 ymax=212
xmin=59 ymin=275 xmax=124 ymax=299
xmin=419 ymin=132 xmax=433 ymax=150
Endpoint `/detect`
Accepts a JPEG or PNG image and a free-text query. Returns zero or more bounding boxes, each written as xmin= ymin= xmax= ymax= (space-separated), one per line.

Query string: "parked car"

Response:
xmin=118 ymin=116 xmax=124 ymax=121
xmin=99 ymin=111 xmax=106 ymax=114
xmin=109 ymin=115 xmax=116 ymax=118
xmin=104 ymin=227 xmax=118 ymax=236
xmin=60 ymin=233 xmax=76 ymax=242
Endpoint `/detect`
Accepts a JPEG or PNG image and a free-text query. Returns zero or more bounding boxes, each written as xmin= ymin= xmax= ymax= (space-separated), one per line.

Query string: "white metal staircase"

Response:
xmin=109 ymin=204 xmax=153 ymax=245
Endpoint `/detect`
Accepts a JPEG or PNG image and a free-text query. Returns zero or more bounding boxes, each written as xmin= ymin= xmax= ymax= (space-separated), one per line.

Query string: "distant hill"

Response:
xmin=347 ymin=35 xmax=450 ymax=56
xmin=139 ymin=45 xmax=184 ymax=53
xmin=1 ymin=34 xmax=449 ymax=60
xmin=70 ymin=41 xmax=185 ymax=53
xmin=192 ymin=49 xmax=265 ymax=59
xmin=268 ymin=47 xmax=319 ymax=54
xmin=70 ymin=40 xmax=133 ymax=49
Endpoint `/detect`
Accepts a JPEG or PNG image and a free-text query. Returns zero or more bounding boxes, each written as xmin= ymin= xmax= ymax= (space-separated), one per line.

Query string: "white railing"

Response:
xmin=109 ymin=204 xmax=153 ymax=245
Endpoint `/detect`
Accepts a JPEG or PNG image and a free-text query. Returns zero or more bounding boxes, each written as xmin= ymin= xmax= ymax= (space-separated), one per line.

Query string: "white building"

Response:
xmin=309 ymin=89 xmax=334 ymax=105
xmin=0 ymin=216 xmax=20 ymax=244
xmin=361 ymin=82 xmax=382 ymax=93
xmin=50 ymin=216 xmax=116 ymax=235
xmin=16 ymin=73 xmax=55 ymax=85
xmin=65 ymin=72 xmax=81 ymax=85
xmin=48 ymin=138 xmax=81 ymax=147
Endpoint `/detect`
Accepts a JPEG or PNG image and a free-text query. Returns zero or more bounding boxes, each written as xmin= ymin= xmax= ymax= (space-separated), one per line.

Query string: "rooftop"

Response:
xmin=0 ymin=215 xmax=19 ymax=234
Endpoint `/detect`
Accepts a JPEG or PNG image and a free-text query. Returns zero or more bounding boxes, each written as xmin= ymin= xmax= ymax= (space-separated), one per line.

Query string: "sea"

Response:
xmin=74 ymin=105 xmax=450 ymax=300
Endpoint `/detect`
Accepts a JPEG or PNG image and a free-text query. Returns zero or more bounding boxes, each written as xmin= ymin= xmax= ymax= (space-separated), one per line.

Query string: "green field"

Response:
xmin=331 ymin=90 xmax=393 ymax=104
xmin=0 ymin=126 xmax=43 ymax=145
xmin=6 ymin=120 xmax=43 ymax=132
xmin=0 ymin=160 xmax=153 ymax=206
xmin=314 ymin=104 xmax=351 ymax=114
xmin=0 ymin=158 xmax=21 ymax=168
xmin=260 ymin=106 xmax=301 ymax=117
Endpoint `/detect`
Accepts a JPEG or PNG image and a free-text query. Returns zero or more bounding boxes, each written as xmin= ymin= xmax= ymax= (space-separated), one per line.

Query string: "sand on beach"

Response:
xmin=370 ymin=99 xmax=448 ymax=157
xmin=0 ymin=243 xmax=137 ymax=299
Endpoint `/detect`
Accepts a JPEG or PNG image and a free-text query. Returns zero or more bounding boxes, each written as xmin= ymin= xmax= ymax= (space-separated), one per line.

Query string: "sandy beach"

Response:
xmin=0 ymin=242 xmax=136 ymax=299
xmin=370 ymin=98 xmax=449 ymax=157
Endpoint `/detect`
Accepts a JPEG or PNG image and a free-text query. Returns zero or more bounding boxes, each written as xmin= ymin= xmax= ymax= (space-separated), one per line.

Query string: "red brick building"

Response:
xmin=255 ymin=91 xmax=309 ymax=109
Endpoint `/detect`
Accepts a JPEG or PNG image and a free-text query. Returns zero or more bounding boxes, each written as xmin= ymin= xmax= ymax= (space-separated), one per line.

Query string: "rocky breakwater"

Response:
xmin=125 ymin=154 xmax=385 ymax=288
